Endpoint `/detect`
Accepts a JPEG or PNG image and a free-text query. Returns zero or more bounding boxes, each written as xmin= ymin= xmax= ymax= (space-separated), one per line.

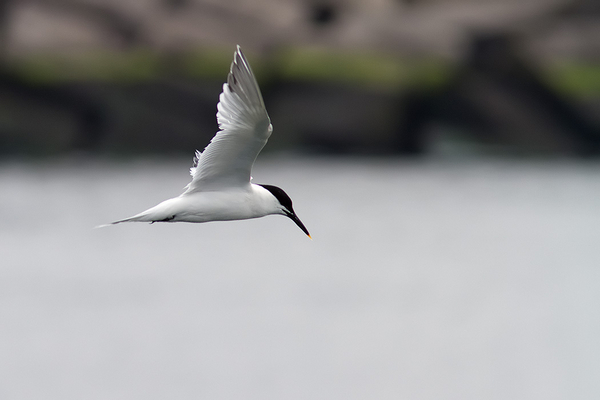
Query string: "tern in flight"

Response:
xmin=105 ymin=46 xmax=310 ymax=238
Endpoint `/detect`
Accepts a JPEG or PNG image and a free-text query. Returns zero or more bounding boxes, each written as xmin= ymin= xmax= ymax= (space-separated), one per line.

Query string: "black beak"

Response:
xmin=285 ymin=210 xmax=311 ymax=238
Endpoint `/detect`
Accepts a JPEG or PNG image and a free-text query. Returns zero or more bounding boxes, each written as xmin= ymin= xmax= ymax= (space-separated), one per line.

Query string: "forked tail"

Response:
xmin=94 ymin=214 xmax=152 ymax=229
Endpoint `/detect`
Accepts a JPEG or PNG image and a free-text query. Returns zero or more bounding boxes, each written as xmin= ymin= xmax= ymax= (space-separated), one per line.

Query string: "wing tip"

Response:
xmin=235 ymin=45 xmax=243 ymax=60
xmin=231 ymin=45 xmax=252 ymax=80
xmin=232 ymin=45 xmax=243 ymax=72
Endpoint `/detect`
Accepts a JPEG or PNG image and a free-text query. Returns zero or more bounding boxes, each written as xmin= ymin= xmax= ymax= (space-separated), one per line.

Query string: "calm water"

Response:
xmin=1 ymin=156 xmax=599 ymax=400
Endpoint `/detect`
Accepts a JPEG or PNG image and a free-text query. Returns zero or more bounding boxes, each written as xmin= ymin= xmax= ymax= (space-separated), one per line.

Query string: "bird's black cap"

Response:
xmin=258 ymin=184 xmax=311 ymax=238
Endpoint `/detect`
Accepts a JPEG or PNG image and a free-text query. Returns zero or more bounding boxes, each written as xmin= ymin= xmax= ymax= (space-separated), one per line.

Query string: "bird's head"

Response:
xmin=257 ymin=184 xmax=311 ymax=238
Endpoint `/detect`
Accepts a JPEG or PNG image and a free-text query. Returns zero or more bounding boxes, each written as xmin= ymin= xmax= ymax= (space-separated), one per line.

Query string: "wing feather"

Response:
xmin=184 ymin=46 xmax=271 ymax=194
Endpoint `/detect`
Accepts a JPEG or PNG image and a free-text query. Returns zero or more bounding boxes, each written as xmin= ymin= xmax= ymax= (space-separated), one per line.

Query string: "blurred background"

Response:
xmin=1 ymin=0 xmax=600 ymax=399
xmin=0 ymin=0 xmax=598 ymax=156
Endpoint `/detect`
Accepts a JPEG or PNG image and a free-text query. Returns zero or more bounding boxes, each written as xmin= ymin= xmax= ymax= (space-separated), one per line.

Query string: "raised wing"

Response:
xmin=184 ymin=46 xmax=272 ymax=194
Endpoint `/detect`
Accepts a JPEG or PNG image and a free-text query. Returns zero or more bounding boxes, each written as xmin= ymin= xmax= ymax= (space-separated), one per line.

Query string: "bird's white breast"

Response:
xmin=167 ymin=184 xmax=279 ymax=223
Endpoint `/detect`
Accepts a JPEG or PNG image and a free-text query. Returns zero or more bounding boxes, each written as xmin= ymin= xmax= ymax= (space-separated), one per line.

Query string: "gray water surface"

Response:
xmin=1 ymin=157 xmax=599 ymax=400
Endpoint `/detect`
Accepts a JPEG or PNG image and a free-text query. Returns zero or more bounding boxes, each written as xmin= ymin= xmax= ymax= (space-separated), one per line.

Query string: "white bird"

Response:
xmin=105 ymin=45 xmax=310 ymax=238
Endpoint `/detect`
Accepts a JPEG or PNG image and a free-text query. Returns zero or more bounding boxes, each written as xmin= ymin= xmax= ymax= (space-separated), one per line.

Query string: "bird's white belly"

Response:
xmin=174 ymin=190 xmax=266 ymax=223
